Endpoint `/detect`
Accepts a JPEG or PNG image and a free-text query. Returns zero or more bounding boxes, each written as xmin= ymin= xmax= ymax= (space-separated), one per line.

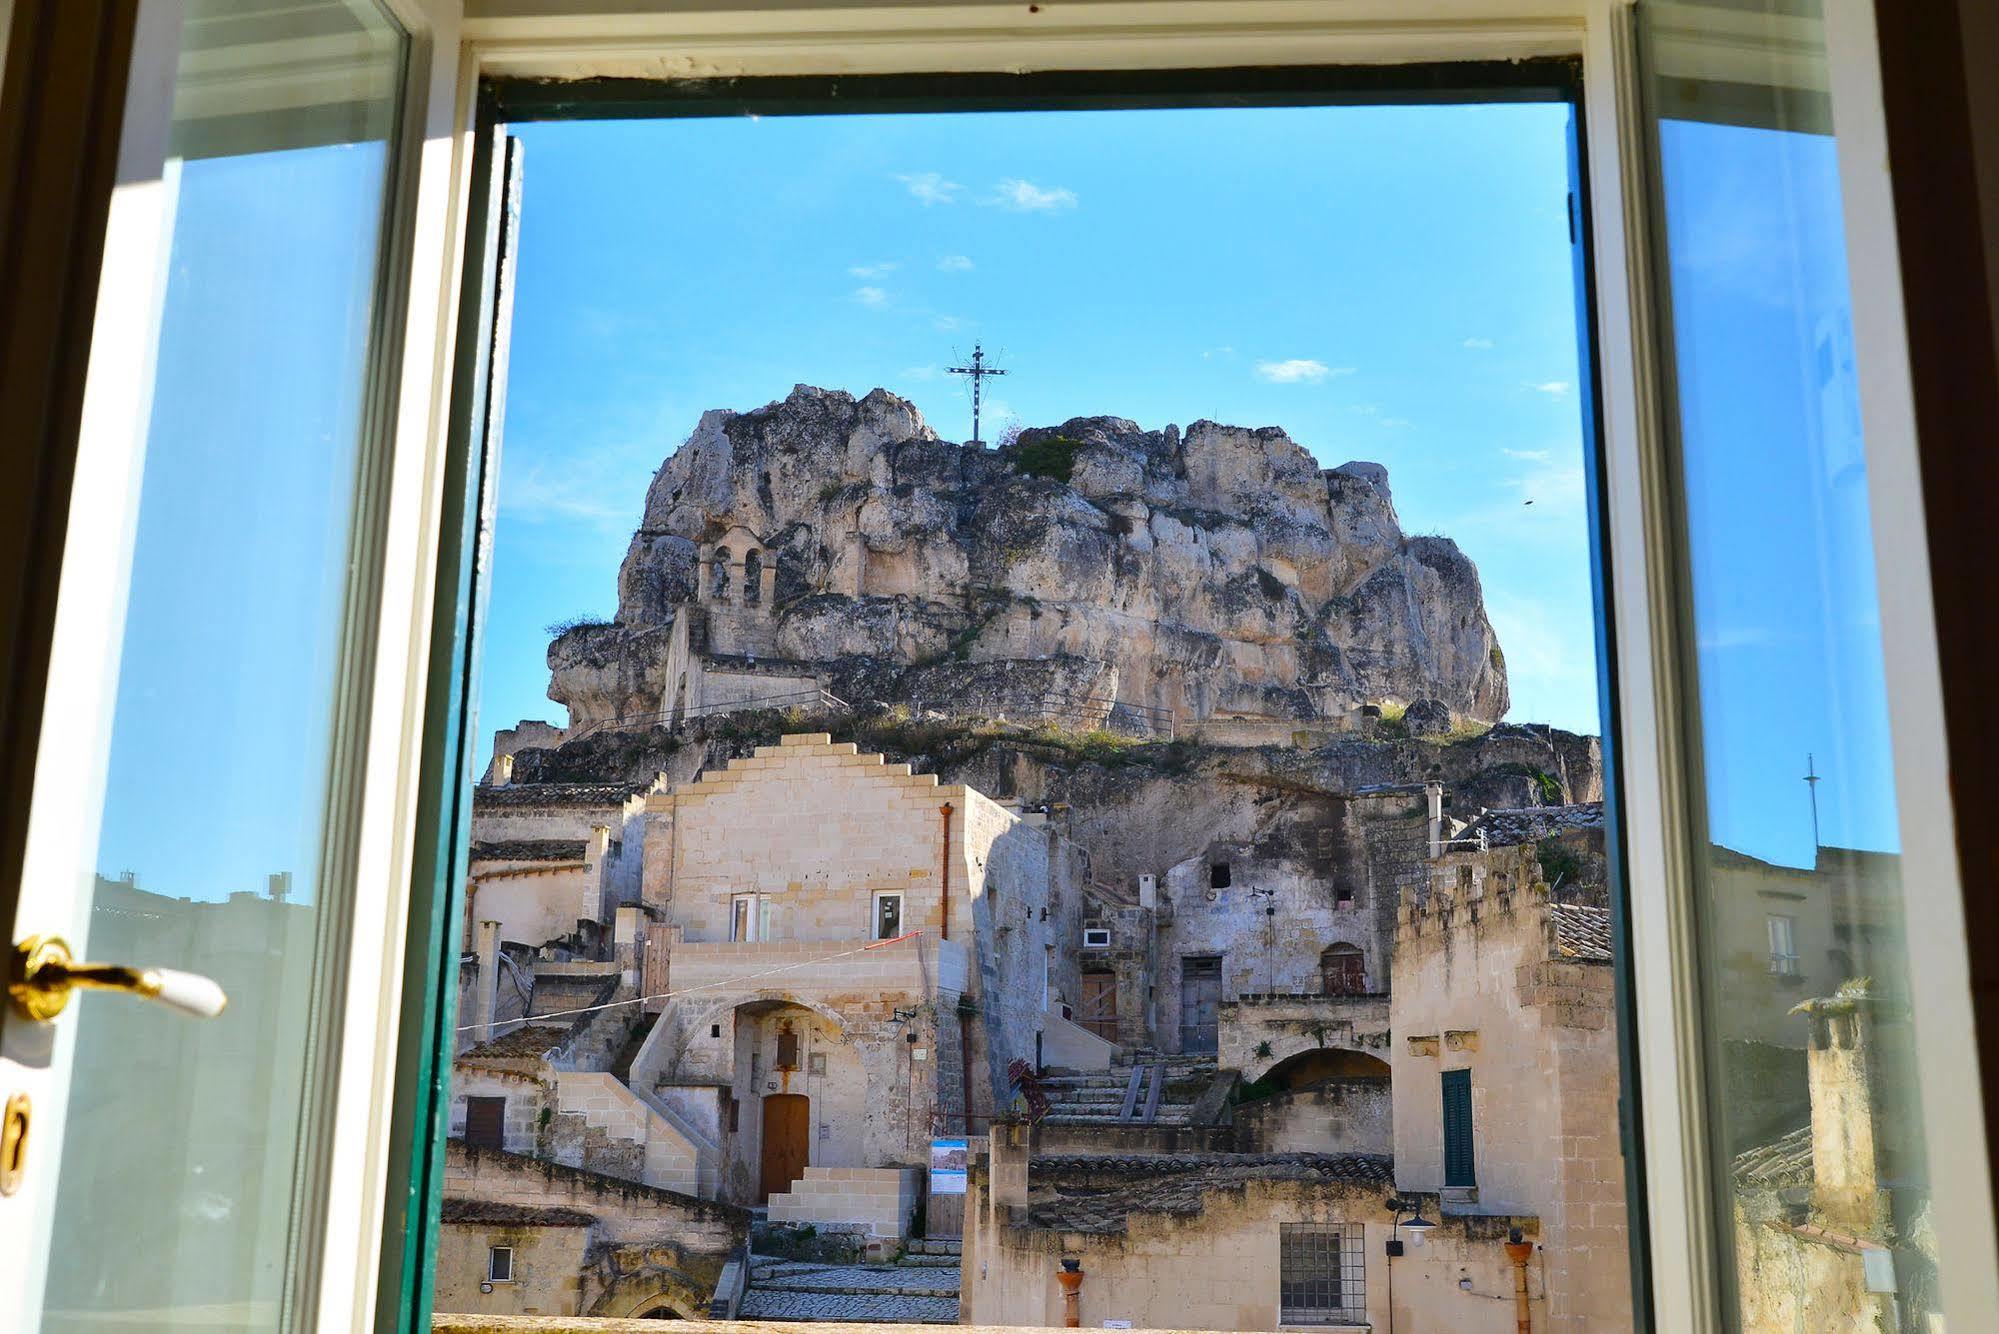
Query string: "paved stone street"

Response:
xmin=741 ymin=1253 xmax=961 ymax=1323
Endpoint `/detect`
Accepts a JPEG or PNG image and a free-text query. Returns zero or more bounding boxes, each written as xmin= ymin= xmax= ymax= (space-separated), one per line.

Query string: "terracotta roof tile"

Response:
xmin=441 ymin=1199 xmax=595 ymax=1227
xmin=1549 ymin=902 xmax=1613 ymax=963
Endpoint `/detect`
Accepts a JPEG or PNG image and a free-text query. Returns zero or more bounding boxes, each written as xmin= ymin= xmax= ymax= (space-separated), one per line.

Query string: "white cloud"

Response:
xmin=1526 ymin=380 xmax=1572 ymax=396
xmin=902 ymin=365 xmax=941 ymax=382
xmin=1202 ymin=346 xmax=1237 ymax=360
xmin=1503 ymin=448 xmax=1552 ymax=461
xmin=1256 ymin=359 xmax=1352 ymax=384
xmin=849 ymin=262 xmax=898 ymax=279
xmin=897 ymin=172 xmax=963 ymax=205
xmin=1464 ymin=337 xmax=1495 ymax=349
xmin=989 ymin=178 xmax=1078 ymax=211
xmin=938 ymin=255 xmax=975 ymax=272
xmin=854 ymin=286 xmax=889 ymax=308
xmin=933 ymin=314 xmax=966 ymax=332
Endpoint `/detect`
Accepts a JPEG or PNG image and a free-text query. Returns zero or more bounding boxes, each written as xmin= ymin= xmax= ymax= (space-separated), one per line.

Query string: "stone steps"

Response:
xmin=906 ymin=1239 xmax=961 ymax=1256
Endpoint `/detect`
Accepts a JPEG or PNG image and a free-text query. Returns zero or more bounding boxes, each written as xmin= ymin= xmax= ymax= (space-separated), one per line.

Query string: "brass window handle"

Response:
xmin=8 ymin=935 xmax=228 ymax=1023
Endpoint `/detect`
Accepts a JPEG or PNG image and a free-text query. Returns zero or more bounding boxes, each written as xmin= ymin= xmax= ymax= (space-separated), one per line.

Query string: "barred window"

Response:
xmin=1279 ymin=1223 xmax=1365 ymax=1325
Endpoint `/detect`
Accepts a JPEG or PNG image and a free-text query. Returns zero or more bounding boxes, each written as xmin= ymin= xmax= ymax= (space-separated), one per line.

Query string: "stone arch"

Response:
xmin=743 ymin=548 xmax=763 ymax=605
xmin=1259 ymin=1046 xmax=1390 ymax=1091
xmin=683 ymin=991 xmax=851 ymax=1040
xmin=595 ymin=1269 xmax=709 ymax=1320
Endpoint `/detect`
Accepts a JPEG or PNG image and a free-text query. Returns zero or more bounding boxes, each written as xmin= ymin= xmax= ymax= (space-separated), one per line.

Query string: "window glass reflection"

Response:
xmin=1643 ymin=2 xmax=1942 ymax=1328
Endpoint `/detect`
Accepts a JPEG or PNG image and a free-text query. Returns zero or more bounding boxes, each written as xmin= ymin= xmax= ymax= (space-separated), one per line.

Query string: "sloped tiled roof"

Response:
xmin=469 ymin=839 xmax=588 ymax=864
xmin=1025 ymin=1153 xmax=1393 ymax=1234
xmin=458 ymin=1024 xmax=567 ymax=1062
xmin=1550 ymin=902 xmax=1613 ymax=963
xmin=1734 ymin=1124 xmax=1814 ymax=1188
xmin=440 ymin=1199 xmax=594 ymax=1228
xmin=1476 ymin=803 xmax=1604 ymax=848
xmin=473 ymin=783 xmax=639 ymax=809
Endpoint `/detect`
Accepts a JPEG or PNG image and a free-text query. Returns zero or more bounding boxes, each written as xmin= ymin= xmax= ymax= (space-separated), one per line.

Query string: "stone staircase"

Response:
xmin=739 ymin=1241 xmax=961 ymax=1323
xmin=1040 ymin=1053 xmax=1220 ymax=1127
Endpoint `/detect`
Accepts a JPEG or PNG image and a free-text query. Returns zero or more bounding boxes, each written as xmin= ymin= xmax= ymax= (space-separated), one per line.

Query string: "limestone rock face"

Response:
xmin=558 ymin=385 xmax=1510 ymax=728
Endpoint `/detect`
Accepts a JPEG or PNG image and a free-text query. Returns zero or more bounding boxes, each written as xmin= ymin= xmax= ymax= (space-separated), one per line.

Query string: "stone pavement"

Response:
xmin=740 ymin=1250 xmax=961 ymax=1324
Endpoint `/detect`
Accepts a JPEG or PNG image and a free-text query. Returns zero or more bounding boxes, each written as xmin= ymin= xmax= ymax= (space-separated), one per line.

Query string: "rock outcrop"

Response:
xmin=548 ymin=385 xmax=1509 ymax=731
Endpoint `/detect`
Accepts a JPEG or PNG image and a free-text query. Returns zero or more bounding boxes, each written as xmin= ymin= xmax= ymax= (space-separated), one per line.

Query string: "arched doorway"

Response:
xmin=1262 ymin=1047 xmax=1391 ymax=1091
xmin=760 ymin=1092 xmax=810 ymax=1201
xmin=640 ymin=1308 xmax=684 ymax=1319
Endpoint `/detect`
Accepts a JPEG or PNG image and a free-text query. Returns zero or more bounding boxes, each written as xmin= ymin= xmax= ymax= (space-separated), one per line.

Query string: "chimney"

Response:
xmin=492 ymin=753 xmax=513 ymax=786
xmin=989 ymin=1122 xmax=1031 ymax=1224
xmin=1137 ymin=874 xmax=1157 ymax=910
xmin=268 ymin=871 xmax=292 ymax=903
xmin=1795 ymin=986 xmax=1886 ymax=1234
xmin=1426 ymin=782 xmax=1446 ymax=857
xmin=471 ymin=919 xmax=502 ymax=1045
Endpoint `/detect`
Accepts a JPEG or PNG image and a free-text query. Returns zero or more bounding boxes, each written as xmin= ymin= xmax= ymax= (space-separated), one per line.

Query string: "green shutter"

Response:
xmin=1442 ymin=1069 xmax=1476 ymax=1187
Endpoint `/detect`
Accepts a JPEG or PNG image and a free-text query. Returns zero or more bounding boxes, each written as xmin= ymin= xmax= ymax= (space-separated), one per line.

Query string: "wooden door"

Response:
xmin=760 ymin=1093 xmax=811 ymax=1201
xmin=1179 ymin=955 xmax=1222 ymax=1054
xmin=1079 ymin=971 xmax=1119 ymax=1042
xmin=464 ymin=1096 xmax=506 ymax=1150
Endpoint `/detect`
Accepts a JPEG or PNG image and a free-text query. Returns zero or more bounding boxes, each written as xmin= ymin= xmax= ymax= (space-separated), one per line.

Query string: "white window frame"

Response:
xmin=730 ymin=892 xmax=771 ymax=943
xmin=486 ymin=1244 xmax=513 ymax=1284
xmin=1766 ymin=913 xmax=1800 ymax=978
xmin=870 ymin=889 xmax=904 ymax=941
xmin=240 ymin=3 xmax=1994 ymax=1330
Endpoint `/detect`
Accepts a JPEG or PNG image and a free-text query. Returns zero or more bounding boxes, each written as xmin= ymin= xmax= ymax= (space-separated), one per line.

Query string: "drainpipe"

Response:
xmin=939 ymin=802 xmax=954 ymax=940
xmin=1057 ymin=1257 xmax=1083 ymax=1327
xmin=1504 ymin=1228 xmax=1533 ymax=1334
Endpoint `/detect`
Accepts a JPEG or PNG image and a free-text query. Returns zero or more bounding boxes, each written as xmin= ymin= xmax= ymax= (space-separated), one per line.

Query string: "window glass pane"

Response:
xmin=1640 ymin=2 xmax=1945 ymax=1326
xmin=38 ymin=1 xmax=406 ymax=1328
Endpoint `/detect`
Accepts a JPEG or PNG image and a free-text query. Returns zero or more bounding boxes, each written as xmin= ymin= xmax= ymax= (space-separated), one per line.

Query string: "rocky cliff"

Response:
xmin=548 ymin=385 xmax=1510 ymax=731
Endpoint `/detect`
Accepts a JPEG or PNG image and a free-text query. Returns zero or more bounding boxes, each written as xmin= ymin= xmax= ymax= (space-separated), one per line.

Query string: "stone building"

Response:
xmin=447 ymin=731 xmax=1100 ymax=1239
xmin=1389 ymin=836 xmax=1631 ymax=1332
xmin=624 ymin=731 xmax=1092 ymax=1219
xmin=436 ymin=1141 xmax=748 ymax=1320
xmin=959 ymin=796 xmax=1631 ymax=1332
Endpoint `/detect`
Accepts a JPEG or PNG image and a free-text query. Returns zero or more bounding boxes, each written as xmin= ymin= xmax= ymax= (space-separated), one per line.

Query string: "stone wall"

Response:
xmin=450 ymin=1069 xmax=551 ymax=1157
xmin=437 ymin=1216 xmax=592 ymax=1318
xmin=1217 ymin=994 xmax=1392 ymax=1083
xmin=1233 ymin=1083 xmax=1393 ymax=1156
xmin=765 ymin=1166 xmax=923 ymax=1238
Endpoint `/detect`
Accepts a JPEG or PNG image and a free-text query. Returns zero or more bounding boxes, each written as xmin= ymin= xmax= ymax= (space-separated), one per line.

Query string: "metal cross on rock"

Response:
xmin=947 ymin=343 xmax=1008 ymax=445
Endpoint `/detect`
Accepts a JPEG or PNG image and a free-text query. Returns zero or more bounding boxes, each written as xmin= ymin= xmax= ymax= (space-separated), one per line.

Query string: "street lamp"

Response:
xmin=1383 ymin=1196 xmax=1437 ymax=1256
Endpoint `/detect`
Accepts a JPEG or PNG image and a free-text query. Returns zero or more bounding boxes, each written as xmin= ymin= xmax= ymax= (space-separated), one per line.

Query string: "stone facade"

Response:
xmin=961 ymin=1125 xmax=1544 ymax=1332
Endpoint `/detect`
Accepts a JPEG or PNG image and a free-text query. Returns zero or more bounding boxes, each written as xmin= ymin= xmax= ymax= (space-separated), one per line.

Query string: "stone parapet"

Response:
xmin=1218 ymin=993 xmax=1393 ymax=1080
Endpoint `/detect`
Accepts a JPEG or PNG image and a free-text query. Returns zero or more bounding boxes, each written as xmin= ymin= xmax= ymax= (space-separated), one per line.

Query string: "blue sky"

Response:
xmin=90 ymin=100 xmax=1903 ymax=903
xmin=486 ymin=102 xmax=1599 ymax=752
xmin=1659 ymin=118 xmax=1900 ymax=867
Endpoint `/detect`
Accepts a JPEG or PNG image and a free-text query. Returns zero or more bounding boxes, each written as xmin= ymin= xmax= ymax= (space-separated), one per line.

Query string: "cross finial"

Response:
xmin=946 ymin=343 xmax=1008 ymax=445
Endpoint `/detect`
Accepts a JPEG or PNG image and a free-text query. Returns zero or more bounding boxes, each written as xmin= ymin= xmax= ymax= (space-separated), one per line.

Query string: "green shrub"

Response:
xmin=1013 ymin=435 xmax=1083 ymax=483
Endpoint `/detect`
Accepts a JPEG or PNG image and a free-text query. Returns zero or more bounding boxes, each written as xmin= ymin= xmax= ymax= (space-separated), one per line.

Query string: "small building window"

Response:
xmin=872 ymin=891 xmax=904 ymax=941
xmin=1279 ymin=1223 xmax=1364 ymax=1325
xmin=487 ymin=1246 xmax=514 ymax=1283
xmin=731 ymin=893 xmax=770 ymax=942
xmin=1767 ymin=913 xmax=1800 ymax=978
xmin=775 ymin=1023 xmax=800 ymax=1072
xmin=1320 ymin=944 xmax=1366 ymax=997
xmin=464 ymin=1095 xmax=506 ymax=1151
xmin=1442 ymin=1068 xmax=1476 ymax=1188
xmin=1209 ymin=862 xmax=1232 ymax=889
